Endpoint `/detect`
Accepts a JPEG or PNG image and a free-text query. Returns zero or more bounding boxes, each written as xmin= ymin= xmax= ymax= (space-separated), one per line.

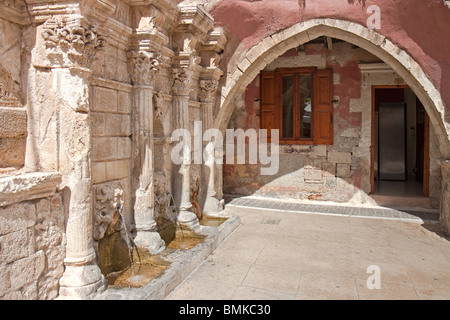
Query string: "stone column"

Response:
xmin=439 ymin=160 xmax=450 ymax=235
xmin=34 ymin=17 xmax=107 ymax=298
xmin=172 ymin=67 xmax=200 ymax=230
xmin=128 ymin=50 xmax=165 ymax=254
xmin=199 ymin=79 xmax=223 ymax=214
xmin=197 ymin=27 xmax=227 ymax=214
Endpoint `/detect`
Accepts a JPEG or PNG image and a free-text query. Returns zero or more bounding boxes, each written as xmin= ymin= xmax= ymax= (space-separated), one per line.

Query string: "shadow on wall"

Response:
xmin=223 ymin=145 xmax=365 ymax=204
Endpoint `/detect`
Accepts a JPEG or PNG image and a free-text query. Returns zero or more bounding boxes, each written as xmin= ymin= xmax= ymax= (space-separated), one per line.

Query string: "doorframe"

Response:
xmin=423 ymin=109 xmax=430 ymax=197
xmin=370 ymin=85 xmax=430 ymax=196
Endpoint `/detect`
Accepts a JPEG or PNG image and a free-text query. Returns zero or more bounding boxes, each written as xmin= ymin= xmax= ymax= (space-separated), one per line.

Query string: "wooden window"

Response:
xmin=261 ymin=68 xmax=333 ymax=145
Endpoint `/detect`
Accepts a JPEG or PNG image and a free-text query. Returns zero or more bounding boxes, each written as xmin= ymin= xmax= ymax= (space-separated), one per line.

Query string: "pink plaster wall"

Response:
xmin=223 ymin=42 xmax=366 ymax=200
xmin=210 ymin=0 xmax=450 ymax=111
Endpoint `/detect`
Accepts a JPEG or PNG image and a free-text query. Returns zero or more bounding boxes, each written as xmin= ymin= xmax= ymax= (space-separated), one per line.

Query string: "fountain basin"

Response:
xmin=95 ymin=212 xmax=241 ymax=300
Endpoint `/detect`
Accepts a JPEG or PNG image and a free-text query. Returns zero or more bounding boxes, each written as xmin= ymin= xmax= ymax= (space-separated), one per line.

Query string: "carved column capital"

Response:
xmin=172 ymin=67 xmax=194 ymax=96
xmin=127 ymin=50 xmax=160 ymax=86
xmin=198 ymin=79 xmax=218 ymax=103
xmin=39 ymin=17 xmax=106 ymax=69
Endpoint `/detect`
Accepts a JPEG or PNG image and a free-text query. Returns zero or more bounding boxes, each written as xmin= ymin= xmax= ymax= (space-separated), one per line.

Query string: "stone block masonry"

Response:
xmin=0 ymin=173 xmax=65 ymax=300
xmin=0 ymin=108 xmax=27 ymax=169
xmin=91 ymin=81 xmax=132 ymax=185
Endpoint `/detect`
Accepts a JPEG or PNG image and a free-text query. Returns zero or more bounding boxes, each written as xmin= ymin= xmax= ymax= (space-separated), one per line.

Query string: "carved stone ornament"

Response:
xmin=41 ymin=17 xmax=106 ymax=68
xmin=127 ymin=50 xmax=160 ymax=85
xmin=136 ymin=5 xmax=166 ymax=33
xmin=153 ymin=91 xmax=165 ymax=119
xmin=93 ymin=183 xmax=124 ymax=241
xmin=0 ymin=64 xmax=20 ymax=106
xmin=198 ymin=79 xmax=218 ymax=103
xmin=172 ymin=67 xmax=193 ymax=96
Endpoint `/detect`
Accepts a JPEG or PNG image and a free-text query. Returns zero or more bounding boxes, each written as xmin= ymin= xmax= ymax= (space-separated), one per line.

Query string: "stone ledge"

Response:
xmin=0 ymin=172 xmax=62 ymax=207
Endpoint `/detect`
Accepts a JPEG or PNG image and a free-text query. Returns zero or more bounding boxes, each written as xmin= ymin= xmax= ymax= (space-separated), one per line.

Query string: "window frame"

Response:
xmin=260 ymin=67 xmax=334 ymax=146
xmin=276 ymin=67 xmax=316 ymax=144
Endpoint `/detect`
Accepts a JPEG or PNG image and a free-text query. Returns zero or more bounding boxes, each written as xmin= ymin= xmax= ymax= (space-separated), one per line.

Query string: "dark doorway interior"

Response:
xmin=372 ymin=87 xmax=429 ymax=198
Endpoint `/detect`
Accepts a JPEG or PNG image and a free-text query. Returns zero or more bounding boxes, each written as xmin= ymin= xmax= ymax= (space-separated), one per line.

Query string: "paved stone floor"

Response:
xmin=166 ymin=199 xmax=450 ymax=300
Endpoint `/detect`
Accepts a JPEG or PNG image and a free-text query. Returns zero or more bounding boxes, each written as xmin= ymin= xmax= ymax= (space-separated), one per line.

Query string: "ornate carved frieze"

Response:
xmin=127 ymin=50 xmax=160 ymax=86
xmin=40 ymin=17 xmax=106 ymax=68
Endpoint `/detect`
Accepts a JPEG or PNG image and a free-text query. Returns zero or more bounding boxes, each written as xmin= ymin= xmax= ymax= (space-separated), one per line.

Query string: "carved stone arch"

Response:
xmin=214 ymin=19 xmax=450 ymax=159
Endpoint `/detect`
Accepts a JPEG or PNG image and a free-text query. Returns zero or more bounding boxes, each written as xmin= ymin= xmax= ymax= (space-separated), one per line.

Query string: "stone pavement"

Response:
xmin=166 ymin=198 xmax=450 ymax=300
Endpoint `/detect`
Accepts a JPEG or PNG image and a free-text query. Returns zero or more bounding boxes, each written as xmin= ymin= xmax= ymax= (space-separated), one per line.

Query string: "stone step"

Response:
xmin=225 ymin=195 xmax=440 ymax=223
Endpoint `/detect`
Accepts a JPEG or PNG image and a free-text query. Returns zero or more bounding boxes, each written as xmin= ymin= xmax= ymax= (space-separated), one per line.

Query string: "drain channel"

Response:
xmin=260 ymin=218 xmax=281 ymax=225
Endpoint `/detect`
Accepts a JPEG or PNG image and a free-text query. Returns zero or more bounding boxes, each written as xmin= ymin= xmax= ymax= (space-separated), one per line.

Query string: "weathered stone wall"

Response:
xmin=91 ymin=79 xmax=133 ymax=227
xmin=0 ymin=18 xmax=26 ymax=170
xmin=440 ymin=160 xmax=450 ymax=234
xmin=0 ymin=173 xmax=65 ymax=300
xmin=224 ymin=41 xmax=442 ymax=206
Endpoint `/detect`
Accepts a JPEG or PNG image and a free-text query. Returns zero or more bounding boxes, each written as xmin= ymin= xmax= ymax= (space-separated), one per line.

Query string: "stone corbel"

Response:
xmin=199 ymin=27 xmax=227 ymax=68
xmin=177 ymin=5 xmax=214 ymax=37
xmin=172 ymin=32 xmax=200 ymax=71
xmin=202 ymin=27 xmax=227 ymax=53
xmin=173 ymin=5 xmax=216 ymax=70
xmin=134 ymin=4 xmax=165 ymax=32
xmin=130 ymin=4 xmax=169 ymax=51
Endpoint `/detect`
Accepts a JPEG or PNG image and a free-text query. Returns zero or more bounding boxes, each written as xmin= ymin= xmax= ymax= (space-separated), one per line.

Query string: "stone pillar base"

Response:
xmin=134 ymin=230 xmax=166 ymax=255
xmin=58 ymin=263 xmax=106 ymax=299
xmin=203 ymin=196 xmax=224 ymax=214
xmin=178 ymin=209 xmax=200 ymax=230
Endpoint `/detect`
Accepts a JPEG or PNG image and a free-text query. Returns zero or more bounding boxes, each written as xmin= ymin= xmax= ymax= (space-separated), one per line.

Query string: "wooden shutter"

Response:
xmin=260 ymin=71 xmax=276 ymax=139
xmin=313 ymin=69 xmax=334 ymax=145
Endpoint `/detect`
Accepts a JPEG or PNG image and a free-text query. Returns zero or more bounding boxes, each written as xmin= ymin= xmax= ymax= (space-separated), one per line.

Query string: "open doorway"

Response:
xmin=371 ymin=86 xmax=430 ymax=199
